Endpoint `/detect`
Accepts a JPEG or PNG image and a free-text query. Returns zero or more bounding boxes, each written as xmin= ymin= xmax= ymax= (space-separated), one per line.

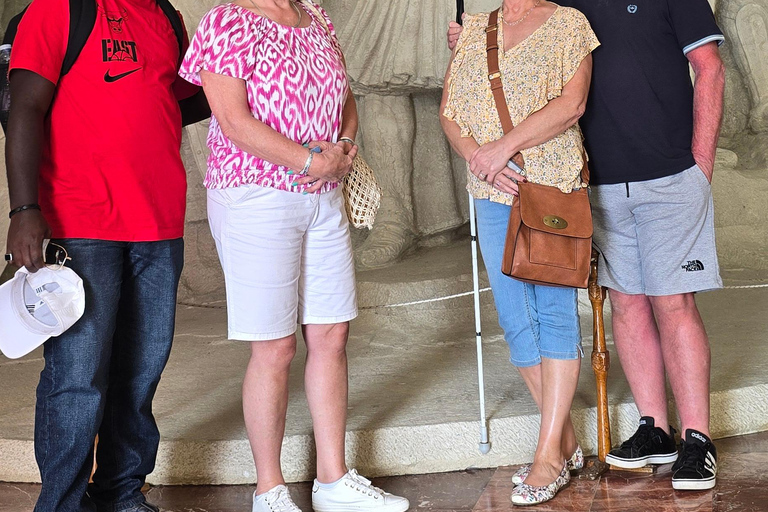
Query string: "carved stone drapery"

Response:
xmin=720 ymin=0 xmax=768 ymax=133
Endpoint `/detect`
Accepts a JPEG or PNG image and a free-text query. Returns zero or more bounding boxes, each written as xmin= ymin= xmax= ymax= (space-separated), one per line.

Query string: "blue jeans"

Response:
xmin=34 ymin=239 xmax=184 ymax=512
xmin=474 ymin=199 xmax=582 ymax=367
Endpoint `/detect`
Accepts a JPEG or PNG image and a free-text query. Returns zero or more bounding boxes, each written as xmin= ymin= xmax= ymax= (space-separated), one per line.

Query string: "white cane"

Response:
xmin=468 ymin=192 xmax=491 ymax=454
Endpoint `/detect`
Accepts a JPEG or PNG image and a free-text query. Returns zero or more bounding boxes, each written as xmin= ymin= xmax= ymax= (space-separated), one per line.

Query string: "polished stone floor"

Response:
xmin=2 ymin=431 xmax=767 ymax=512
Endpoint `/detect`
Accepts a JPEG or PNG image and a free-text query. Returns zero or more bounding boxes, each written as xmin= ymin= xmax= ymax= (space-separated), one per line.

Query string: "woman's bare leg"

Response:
xmin=244 ymin=335 xmax=297 ymax=494
xmin=303 ymin=322 xmax=350 ymax=483
xmin=518 ymin=365 xmax=579 ymax=459
xmin=524 ymin=357 xmax=581 ymax=486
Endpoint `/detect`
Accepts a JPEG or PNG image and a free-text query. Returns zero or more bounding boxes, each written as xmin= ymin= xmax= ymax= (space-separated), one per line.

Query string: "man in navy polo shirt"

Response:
xmin=449 ymin=0 xmax=725 ymax=490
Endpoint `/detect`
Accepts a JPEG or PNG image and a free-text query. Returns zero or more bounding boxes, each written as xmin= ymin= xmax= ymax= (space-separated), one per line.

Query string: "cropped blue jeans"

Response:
xmin=474 ymin=199 xmax=582 ymax=367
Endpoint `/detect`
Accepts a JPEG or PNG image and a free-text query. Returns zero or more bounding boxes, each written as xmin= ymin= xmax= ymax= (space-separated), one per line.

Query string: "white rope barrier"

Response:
xmin=180 ymin=282 xmax=768 ymax=311
xmin=358 ymin=288 xmax=492 ymax=310
xmin=357 ymin=282 xmax=768 ymax=310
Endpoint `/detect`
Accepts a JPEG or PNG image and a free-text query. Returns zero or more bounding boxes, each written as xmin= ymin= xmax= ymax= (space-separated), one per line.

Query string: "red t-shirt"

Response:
xmin=10 ymin=0 xmax=198 ymax=241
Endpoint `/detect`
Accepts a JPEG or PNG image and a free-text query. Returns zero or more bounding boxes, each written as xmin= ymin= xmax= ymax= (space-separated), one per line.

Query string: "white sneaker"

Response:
xmin=311 ymin=469 xmax=409 ymax=512
xmin=252 ymin=485 xmax=303 ymax=512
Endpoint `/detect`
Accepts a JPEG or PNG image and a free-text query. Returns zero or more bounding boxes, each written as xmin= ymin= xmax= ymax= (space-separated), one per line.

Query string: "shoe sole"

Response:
xmin=605 ymin=452 xmax=678 ymax=469
xmin=511 ymin=497 xmax=554 ymax=506
xmin=672 ymin=476 xmax=716 ymax=491
xmin=313 ymin=504 xmax=409 ymax=512
xmin=510 ymin=480 xmax=570 ymax=506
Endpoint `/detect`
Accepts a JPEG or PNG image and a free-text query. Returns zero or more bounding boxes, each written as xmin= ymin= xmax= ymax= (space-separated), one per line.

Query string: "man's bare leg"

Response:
xmin=609 ymin=290 xmax=669 ymax=428
xmin=650 ymin=293 xmax=711 ymax=436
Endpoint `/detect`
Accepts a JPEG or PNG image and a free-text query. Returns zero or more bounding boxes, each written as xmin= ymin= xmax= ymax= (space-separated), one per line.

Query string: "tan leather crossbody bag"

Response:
xmin=484 ymin=9 xmax=592 ymax=288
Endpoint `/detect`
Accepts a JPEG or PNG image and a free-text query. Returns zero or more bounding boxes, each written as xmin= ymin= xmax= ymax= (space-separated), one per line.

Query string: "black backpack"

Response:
xmin=0 ymin=0 xmax=184 ymax=132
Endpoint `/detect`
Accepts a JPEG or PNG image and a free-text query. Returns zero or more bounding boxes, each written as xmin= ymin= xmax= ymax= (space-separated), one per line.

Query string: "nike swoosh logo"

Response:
xmin=104 ymin=68 xmax=141 ymax=83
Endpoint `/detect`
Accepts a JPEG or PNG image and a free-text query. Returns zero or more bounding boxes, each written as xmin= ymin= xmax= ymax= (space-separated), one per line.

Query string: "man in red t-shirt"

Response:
xmin=4 ymin=0 xmax=208 ymax=510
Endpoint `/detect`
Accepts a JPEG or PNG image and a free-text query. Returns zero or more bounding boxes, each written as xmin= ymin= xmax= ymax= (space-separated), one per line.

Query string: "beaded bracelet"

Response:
xmin=8 ymin=204 xmax=41 ymax=219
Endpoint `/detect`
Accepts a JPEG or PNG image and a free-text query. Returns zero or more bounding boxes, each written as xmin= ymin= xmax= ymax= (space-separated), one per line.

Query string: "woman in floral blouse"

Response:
xmin=441 ymin=0 xmax=599 ymax=506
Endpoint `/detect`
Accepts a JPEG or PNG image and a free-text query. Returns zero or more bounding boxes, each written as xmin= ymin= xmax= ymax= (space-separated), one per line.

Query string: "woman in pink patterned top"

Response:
xmin=180 ymin=2 xmax=408 ymax=511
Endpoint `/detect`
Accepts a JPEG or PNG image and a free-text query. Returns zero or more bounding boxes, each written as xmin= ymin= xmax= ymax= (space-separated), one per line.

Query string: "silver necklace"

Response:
xmin=501 ymin=0 xmax=541 ymax=27
xmin=247 ymin=0 xmax=302 ymax=28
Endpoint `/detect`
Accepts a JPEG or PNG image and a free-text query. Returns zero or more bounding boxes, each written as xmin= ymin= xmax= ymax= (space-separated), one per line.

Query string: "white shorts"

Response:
xmin=207 ymin=185 xmax=358 ymax=341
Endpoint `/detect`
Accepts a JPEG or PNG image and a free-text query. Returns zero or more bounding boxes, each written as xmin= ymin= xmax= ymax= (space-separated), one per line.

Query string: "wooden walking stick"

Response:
xmin=583 ymin=248 xmax=611 ymax=478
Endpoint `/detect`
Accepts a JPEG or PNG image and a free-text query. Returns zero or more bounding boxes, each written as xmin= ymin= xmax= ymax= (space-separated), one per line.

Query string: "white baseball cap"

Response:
xmin=0 ymin=266 xmax=85 ymax=359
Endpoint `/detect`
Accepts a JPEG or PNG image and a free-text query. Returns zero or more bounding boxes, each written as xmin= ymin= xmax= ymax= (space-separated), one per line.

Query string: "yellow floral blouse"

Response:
xmin=443 ymin=6 xmax=600 ymax=205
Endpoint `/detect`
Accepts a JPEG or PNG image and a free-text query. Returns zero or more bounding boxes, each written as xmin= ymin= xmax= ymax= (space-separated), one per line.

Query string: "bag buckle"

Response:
xmin=488 ymin=72 xmax=501 ymax=80
xmin=543 ymin=215 xmax=568 ymax=229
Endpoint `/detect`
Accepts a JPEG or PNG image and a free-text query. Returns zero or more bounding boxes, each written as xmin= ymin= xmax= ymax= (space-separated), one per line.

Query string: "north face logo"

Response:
xmin=682 ymin=260 xmax=705 ymax=272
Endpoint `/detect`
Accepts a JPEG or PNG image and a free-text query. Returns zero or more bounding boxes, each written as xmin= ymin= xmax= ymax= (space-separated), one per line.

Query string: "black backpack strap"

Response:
xmin=61 ymin=0 xmax=97 ymax=76
xmin=2 ymin=7 xmax=29 ymax=46
xmin=155 ymin=0 xmax=184 ymax=65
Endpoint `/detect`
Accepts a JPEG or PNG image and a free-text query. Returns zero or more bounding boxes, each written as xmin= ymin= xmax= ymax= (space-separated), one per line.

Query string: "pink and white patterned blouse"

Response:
xmin=179 ymin=1 xmax=348 ymax=193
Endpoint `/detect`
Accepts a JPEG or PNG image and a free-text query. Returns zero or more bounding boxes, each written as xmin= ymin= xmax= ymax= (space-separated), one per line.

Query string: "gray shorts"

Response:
xmin=589 ymin=165 xmax=723 ymax=296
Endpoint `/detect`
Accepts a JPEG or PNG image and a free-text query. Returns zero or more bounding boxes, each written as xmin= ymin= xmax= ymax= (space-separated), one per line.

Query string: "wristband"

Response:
xmin=9 ymin=204 xmax=41 ymax=219
xmin=339 ymin=137 xmax=355 ymax=145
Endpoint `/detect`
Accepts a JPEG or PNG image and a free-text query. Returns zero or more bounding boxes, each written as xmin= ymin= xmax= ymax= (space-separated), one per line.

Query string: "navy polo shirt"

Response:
xmin=557 ymin=0 xmax=724 ymax=184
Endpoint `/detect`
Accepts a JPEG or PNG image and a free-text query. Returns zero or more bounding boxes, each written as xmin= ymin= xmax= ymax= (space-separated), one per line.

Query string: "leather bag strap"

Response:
xmin=486 ymin=9 xmax=514 ymax=135
xmin=485 ymin=8 xmax=590 ymax=185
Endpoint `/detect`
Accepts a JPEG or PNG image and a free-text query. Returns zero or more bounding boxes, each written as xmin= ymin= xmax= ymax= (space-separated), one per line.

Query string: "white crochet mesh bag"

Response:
xmin=342 ymin=156 xmax=381 ymax=230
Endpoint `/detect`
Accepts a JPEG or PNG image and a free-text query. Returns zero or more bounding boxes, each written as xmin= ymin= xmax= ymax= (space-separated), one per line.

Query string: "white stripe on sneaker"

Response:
xmin=705 ymin=453 xmax=717 ymax=474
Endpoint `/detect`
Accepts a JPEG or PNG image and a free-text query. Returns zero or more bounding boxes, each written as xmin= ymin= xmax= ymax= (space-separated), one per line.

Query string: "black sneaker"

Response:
xmin=605 ymin=416 xmax=679 ymax=469
xmin=672 ymin=429 xmax=717 ymax=490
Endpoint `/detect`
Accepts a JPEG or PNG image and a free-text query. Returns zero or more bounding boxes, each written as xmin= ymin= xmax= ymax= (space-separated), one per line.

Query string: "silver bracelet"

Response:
xmin=339 ymin=137 xmax=355 ymax=145
xmin=300 ymin=148 xmax=315 ymax=175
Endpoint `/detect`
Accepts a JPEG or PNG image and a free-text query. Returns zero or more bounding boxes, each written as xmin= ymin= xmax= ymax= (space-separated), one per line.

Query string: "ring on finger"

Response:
xmin=478 ymin=173 xmax=487 ymax=180
xmin=503 ymin=174 xmax=518 ymax=184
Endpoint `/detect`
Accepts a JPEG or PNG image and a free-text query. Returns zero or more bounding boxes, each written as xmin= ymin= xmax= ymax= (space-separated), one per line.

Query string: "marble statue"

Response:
xmin=332 ymin=0 xmax=468 ymax=269
xmin=711 ymin=0 xmax=768 ymax=272
xmin=718 ymin=0 xmax=768 ymax=169
xmin=720 ymin=0 xmax=768 ymax=134
xmin=177 ymin=0 xmax=470 ymax=288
